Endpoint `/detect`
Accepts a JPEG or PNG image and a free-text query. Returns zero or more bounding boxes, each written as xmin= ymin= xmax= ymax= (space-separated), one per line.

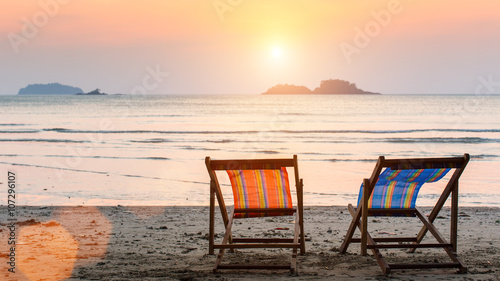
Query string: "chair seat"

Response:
xmin=234 ymin=207 xmax=296 ymax=218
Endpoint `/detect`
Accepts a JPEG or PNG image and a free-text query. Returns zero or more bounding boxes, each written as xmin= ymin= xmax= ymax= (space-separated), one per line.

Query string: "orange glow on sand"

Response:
xmin=0 ymin=207 xmax=112 ymax=281
xmin=18 ymin=221 xmax=78 ymax=281
xmin=53 ymin=206 xmax=112 ymax=266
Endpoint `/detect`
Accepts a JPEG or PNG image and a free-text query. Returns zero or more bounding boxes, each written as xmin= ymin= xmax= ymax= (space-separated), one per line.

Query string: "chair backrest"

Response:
xmin=357 ymin=168 xmax=450 ymax=209
xmin=227 ymin=168 xmax=292 ymax=217
xmin=206 ymin=156 xmax=299 ymax=218
xmin=357 ymin=154 xmax=469 ymax=210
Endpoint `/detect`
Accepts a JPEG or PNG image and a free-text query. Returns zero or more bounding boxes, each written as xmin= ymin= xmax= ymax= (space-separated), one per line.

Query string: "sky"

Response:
xmin=1 ymin=0 xmax=500 ymax=95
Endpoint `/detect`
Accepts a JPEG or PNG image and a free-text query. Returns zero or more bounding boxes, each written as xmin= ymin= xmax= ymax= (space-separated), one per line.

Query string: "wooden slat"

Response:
xmin=383 ymin=155 xmax=467 ymax=170
xmin=214 ymin=243 xmax=301 ymax=249
xmin=368 ymin=243 xmax=452 ymax=249
xmin=388 ymin=262 xmax=463 ymax=270
xmin=232 ymin=238 xmax=310 ymax=243
xmin=232 ymin=238 xmax=296 ymax=243
xmin=209 ymin=158 xmax=295 ymax=170
xmin=368 ymin=208 xmax=416 ymax=214
xmin=351 ymin=237 xmax=417 ymax=243
xmin=217 ymin=265 xmax=291 ymax=270
xmin=235 ymin=208 xmax=296 ymax=213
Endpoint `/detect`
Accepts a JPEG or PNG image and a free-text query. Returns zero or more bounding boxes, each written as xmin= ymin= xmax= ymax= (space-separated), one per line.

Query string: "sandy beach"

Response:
xmin=1 ymin=205 xmax=499 ymax=281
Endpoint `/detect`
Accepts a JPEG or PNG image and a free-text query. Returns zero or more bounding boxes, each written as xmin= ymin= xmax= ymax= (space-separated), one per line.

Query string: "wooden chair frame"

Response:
xmin=205 ymin=155 xmax=305 ymax=273
xmin=340 ymin=154 xmax=470 ymax=274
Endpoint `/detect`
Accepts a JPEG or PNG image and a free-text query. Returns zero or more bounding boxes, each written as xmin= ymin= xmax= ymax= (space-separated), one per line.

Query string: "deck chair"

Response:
xmin=205 ymin=155 xmax=305 ymax=273
xmin=340 ymin=154 xmax=469 ymax=274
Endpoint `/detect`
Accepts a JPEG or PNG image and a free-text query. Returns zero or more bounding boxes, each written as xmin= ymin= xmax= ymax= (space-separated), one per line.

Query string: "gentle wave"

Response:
xmin=130 ymin=138 xmax=173 ymax=143
xmin=301 ymin=137 xmax=500 ymax=144
xmin=0 ymin=139 xmax=89 ymax=143
xmin=381 ymin=137 xmax=499 ymax=144
xmin=0 ymin=130 xmax=39 ymax=133
xmin=133 ymin=138 xmax=286 ymax=144
xmin=327 ymin=158 xmax=379 ymax=162
xmin=43 ymin=128 xmax=263 ymax=134
xmin=0 ymin=123 xmax=31 ymax=126
xmin=0 ymin=161 xmax=108 ymax=175
xmin=257 ymin=150 xmax=280 ymax=154
xmin=0 ymin=153 xmax=169 ymax=161
xmin=0 ymin=161 xmax=205 ymax=185
xmin=471 ymin=154 xmax=499 ymax=159
xmin=1 ymin=152 xmax=493 ymax=161
xmin=0 ymin=161 xmax=162 ymax=181
xmin=206 ymin=139 xmax=233 ymax=143
xmin=280 ymin=129 xmax=500 ymax=134
xmin=2 ymin=137 xmax=499 ymax=145
xmin=38 ymin=128 xmax=500 ymax=135
xmin=312 ymin=154 xmax=499 ymax=161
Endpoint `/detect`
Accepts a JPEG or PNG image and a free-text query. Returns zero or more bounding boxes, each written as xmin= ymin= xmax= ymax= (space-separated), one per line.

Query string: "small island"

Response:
xmin=262 ymin=79 xmax=380 ymax=95
xmin=262 ymin=84 xmax=312 ymax=95
xmin=18 ymin=83 xmax=84 ymax=95
xmin=76 ymin=89 xmax=107 ymax=95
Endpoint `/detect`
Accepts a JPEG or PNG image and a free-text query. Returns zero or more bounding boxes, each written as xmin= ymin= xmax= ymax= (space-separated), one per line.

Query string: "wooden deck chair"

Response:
xmin=205 ymin=155 xmax=305 ymax=273
xmin=340 ymin=154 xmax=469 ymax=274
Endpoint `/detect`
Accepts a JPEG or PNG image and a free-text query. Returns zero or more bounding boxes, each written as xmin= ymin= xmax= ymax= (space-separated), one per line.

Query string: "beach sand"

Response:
xmin=1 ymin=206 xmax=499 ymax=280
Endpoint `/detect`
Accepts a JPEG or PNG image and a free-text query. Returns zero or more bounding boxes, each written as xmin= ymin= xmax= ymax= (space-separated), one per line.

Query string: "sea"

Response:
xmin=1 ymin=94 xmax=499 ymax=207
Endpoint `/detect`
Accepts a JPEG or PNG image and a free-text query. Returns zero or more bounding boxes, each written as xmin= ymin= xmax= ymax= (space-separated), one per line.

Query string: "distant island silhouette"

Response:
xmin=76 ymin=89 xmax=107 ymax=95
xmin=18 ymin=83 xmax=84 ymax=95
xmin=262 ymin=79 xmax=380 ymax=95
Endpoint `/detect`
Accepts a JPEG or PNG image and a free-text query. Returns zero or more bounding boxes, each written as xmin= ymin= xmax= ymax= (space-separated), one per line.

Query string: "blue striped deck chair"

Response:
xmin=205 ymin=155 xmax=305 ymax=274
xmin=340 ymin=154 xmax=469 ymax=274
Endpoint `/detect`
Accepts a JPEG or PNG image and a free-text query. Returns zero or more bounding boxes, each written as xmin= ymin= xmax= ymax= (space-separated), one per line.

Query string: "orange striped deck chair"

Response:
xmin=205 ymin=155 xmax=305 ymax=273
xmin=340 ymin=154 xmax=470 ymax=274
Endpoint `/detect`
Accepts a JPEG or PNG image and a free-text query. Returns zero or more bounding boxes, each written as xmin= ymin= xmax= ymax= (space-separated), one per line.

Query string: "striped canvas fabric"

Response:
xmin=226 ymin=168 xmax=293 ymax=218
xmin=357 ymin=168 xmax=450 ymax=209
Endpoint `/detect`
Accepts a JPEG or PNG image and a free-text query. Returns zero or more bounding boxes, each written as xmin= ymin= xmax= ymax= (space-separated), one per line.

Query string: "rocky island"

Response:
xmin=262 ymin=79 xmax=380 ymax=95
xmin=18 ymin=83 xmax=84 ymax=95
xmin=76 ymin=89 xmax=107 ymax=95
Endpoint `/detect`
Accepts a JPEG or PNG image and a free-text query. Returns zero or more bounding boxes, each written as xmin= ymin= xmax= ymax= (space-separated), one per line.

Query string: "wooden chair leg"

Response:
xmin=347 ymin=204 xmax=391 ymax=274
xmin=298 ymin=179 xmax=306 ymax=255
xmin=450 ymin=183 xmax=459 ymax=253
xmin=340 ymin=204 xmax=361 ymax=253
xmin=290 ymin=212 xmax=300 ymax=274
xmin=214 ymin=211 xmax=235 ymax=273
xmin=361 ymin=179 xmax=370 ymax=256
xmin=415 ymin=209 xmax=466 ymax=271
xmin=209 ymin=186 xmax=215 ymax=255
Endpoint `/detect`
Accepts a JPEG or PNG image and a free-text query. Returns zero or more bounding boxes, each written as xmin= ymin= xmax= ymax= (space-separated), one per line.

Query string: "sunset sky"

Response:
xmin=1 ymin=0 xmax=500 ymax=95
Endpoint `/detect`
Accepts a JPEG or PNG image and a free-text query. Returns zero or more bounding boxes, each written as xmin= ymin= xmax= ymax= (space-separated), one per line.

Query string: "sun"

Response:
xmin=271 ymin=46 xmax=283 ymax=59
